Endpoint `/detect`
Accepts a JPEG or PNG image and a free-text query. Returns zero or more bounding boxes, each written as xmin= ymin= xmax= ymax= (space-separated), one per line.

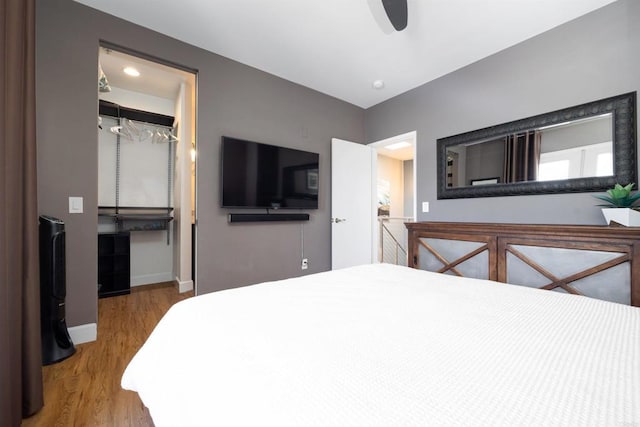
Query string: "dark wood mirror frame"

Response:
xmin=437 ymin=92 xmax=637 ymax=199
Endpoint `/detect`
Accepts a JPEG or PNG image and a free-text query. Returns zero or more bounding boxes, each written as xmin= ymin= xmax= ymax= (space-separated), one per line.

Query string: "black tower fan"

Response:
xmin=39 ymin=215 xmax=75 ymax=365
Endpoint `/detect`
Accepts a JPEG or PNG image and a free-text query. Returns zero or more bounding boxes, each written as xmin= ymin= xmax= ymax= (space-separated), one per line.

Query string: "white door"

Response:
xmin=331 ymin=138 xmax=375 ymax=269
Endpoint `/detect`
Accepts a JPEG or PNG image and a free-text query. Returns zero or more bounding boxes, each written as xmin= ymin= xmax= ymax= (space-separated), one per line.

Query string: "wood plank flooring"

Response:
xmin=22 ymin=283 xmax=193 ymax=427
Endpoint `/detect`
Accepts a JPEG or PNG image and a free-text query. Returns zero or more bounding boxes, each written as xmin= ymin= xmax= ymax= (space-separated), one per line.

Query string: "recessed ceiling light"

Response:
xmin=384 ymin=141 xmax=411 ymax=151
xmin=372 ymin=79 xmax=385 ymax=89
xmin=123 ymin=66 xmax=140 ymax=77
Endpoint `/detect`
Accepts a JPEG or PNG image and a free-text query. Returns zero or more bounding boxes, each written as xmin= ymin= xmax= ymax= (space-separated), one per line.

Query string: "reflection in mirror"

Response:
xmin=446 ymin=114 xmax=613 ymax=188
xmin=437 ymin=92 xmax=636 ymax=199
xmin=537 ymin=115 xmax=612 ymax=181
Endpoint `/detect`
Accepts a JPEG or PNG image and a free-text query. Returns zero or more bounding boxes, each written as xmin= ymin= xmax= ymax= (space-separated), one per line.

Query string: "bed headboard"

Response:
xmin=406 ymin=222 xmax=640 ymax=307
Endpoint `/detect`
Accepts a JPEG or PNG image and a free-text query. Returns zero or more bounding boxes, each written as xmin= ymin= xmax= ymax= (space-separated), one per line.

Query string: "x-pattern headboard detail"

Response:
xmin=407 ymin=222 xmax=640 ymax=307
xmin=502 ymin=241 xmax=630 ymax=297
xmin=418 ymin=239 xmax=492 ymax=277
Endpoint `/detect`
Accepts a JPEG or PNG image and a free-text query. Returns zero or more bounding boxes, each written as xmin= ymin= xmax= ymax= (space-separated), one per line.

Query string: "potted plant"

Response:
xmin=595 ymin=183 xmax=640 ymax=226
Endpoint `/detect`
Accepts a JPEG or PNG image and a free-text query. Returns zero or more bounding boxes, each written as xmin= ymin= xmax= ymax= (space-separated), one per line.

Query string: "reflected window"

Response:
xmin=539 ymin=160 xmax=569 ymax=181
xmin=538 ymin=141 xmax=612 ymax=181
xmin=597 ymin=152 xmax=613 ymax=176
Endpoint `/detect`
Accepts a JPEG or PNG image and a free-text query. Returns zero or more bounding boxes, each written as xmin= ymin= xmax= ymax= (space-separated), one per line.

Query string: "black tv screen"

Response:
xmin=221 ymin=136 xmax=319 ymax=209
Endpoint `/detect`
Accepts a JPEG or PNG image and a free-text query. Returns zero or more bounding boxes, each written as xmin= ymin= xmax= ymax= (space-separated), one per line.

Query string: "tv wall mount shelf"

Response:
xmin=98 ymin=206 xmax=174 ymax=243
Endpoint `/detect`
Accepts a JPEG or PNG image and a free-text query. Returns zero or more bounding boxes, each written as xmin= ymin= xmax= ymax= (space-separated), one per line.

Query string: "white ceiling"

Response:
xmin=80 ymin=0 xmax=617 ymax=108
xmin=378 ymin=143 xmax=414 ymax=161
xmin=99 ymin=47 xmax=192 ymax=100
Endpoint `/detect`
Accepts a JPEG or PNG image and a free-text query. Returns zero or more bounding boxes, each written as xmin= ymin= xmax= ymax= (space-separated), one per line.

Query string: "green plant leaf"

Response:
xmin=593 ymin=183 xmax=639 ymax=208
xmin=594 ymin=194 xmax=614 ymax=203
xmin=627 ymin=192 xmax=640 ymax=204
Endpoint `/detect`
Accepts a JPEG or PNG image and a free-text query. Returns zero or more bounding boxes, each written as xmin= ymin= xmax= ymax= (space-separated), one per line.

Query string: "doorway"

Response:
xmin=97 ymin=46 xmax=197 ymax=296
xmin=369 ymin=131 xmax=416 ymax=266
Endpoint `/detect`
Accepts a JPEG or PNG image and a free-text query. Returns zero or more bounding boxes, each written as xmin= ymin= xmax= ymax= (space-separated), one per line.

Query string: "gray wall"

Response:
xmin=36 ymin=0 xmax=364 ymax=327
xmin=365 ymin=0 xmax=640 ymax=224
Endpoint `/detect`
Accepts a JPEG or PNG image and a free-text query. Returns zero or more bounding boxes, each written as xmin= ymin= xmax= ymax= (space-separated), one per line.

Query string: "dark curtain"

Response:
xmin=0 ymin=0 xmax=44 ymax=424
xmin=503 ymin=130 xmax=541 ymax=183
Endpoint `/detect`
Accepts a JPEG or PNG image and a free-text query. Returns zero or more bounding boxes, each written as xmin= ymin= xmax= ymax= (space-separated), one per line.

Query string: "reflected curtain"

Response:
xmin=503 ymin=130 xmax=541 ymax=183
xmin=0 ymin=0 xmax=44 ymax=424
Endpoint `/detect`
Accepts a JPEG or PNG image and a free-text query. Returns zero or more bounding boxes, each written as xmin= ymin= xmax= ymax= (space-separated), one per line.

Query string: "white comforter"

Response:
xmin=122 ymin=264 xmax=639 ymax=426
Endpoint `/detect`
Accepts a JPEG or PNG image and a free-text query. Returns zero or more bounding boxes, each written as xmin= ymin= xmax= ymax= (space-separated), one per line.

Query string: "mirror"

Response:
xmin=437 ymin=92 xmax=636 ymax=199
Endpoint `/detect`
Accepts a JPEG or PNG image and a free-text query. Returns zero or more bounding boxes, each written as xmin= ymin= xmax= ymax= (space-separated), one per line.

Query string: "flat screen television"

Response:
xmin=221 ymin=136 xmax=319 ymax=209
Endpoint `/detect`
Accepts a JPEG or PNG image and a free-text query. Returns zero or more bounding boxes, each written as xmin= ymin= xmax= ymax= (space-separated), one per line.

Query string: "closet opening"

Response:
xmin=97 ymin=45 xmax=197 ymax=300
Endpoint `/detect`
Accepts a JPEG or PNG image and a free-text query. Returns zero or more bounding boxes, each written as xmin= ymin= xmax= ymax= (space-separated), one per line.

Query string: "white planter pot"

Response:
xmin=601 ymin=208 xmax=640 ymax=226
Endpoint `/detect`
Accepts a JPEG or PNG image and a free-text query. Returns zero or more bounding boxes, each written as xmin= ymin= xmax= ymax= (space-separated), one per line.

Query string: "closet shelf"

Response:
xmin=98 ymin=207 xmax=174 ymax=238
xmin=98 ymin=206 xmax=174 ymax=211
xmin=101 ymin=214 xmax=174 ymax=221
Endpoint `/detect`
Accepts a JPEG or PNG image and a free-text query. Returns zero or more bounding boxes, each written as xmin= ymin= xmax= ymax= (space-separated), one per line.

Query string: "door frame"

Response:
xmin=368 ymin=131 xmax=417 ymax=263
xmin=97 ymin=43 xmax=198 ymax=293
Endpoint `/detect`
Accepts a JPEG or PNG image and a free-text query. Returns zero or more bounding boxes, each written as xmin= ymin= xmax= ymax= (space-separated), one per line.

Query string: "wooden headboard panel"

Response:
xmin=406 ymin=222 xmax=640 ymax=307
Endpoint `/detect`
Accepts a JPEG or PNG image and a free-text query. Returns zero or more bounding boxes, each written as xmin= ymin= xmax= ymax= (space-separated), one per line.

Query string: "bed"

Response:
xmin=122 ymin=261 xmax=639 ymax=426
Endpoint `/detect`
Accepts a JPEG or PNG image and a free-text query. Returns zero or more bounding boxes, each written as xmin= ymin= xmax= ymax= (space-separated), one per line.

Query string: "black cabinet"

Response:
xmin=98 ymin=232 xmax=131 ymax=298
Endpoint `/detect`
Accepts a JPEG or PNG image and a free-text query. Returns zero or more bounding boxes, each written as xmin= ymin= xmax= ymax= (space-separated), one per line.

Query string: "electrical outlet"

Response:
xmin=301 ymin=258 xmax=308 ymax=270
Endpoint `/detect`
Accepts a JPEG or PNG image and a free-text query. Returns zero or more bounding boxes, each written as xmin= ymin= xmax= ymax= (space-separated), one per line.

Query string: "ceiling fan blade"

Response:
xmin=382 ymin=0 xmax=407 ymax=31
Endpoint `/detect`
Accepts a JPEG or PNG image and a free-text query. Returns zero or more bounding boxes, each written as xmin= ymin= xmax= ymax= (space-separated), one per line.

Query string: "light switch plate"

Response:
xmin=69 ymin=196 xmax=83 ymax=214
xmin=422 ymin=202 xmax=429 ymax=213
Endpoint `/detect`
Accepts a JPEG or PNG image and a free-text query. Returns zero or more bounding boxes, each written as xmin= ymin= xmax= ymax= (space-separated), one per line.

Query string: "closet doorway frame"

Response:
xmin=98 ymin=41 xmax=199 ymax=296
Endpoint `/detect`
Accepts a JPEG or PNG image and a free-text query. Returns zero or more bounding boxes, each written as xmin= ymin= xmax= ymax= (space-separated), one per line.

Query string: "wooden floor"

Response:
xmin=22 ymin=283 xmax=193 ymax=427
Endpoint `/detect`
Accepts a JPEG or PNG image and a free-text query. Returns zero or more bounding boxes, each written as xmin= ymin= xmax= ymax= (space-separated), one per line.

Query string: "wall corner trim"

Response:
xmin=68 ymin=323 xmax=97 ymax=345
xmin=177 ymin=279 xmax=194 ymax=293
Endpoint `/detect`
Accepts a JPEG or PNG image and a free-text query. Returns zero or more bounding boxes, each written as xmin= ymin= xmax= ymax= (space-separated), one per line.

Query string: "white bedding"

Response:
xmin=122 ymin=264 xmax=639 ymax=426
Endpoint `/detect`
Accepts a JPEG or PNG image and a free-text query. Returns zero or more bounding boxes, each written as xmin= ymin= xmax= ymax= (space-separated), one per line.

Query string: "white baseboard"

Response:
xmin=177 ymin=278 xmax=194 ymax=293
xmin=131 ymin=272 xmax=174 ymax=287
xmin=68 ymin=323 xmax=97 ymax=344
